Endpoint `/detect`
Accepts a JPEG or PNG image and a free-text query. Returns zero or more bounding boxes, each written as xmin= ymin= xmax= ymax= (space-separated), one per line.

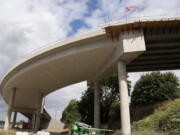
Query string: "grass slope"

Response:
xmin=113 ymin=99 xmax=180 ymax=135
xmin=132 ymin=99 xmax=180 ymax=130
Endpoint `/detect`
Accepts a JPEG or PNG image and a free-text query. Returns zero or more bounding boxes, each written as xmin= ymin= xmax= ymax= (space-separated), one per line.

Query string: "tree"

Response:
xmin=100 ymin=73 xmax=120 ymax=123
xmin=78 ymin=73 xmax=131 ymax=125
xmin=61 ymin=73 xmax=131 ymax=127
xmin=131 ymin=72 xmax=179 ymax=107
xmin=78 ymin=85 xmax=94 ymax=125
xmin=61 ymin=99 xmax=80 ymax=128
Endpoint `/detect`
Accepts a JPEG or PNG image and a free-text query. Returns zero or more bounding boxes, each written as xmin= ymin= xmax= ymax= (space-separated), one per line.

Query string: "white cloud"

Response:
xmin=82 ymin=0 xmax=180 ymax=29
xmin=0 ymin=0 xmax=89 ymax=55
xmin=45 ymin=81 xmax=87 ymax=119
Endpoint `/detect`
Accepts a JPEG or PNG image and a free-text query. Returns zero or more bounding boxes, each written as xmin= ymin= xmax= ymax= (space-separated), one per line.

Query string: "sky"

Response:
xmin=0 ymin=0 xmax=180 ymax=121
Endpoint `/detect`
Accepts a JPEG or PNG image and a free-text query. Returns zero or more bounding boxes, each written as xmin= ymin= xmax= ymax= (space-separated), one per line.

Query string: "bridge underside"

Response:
xmin=127 ymin=31 xmax=180 ymax=72
xmin=104 ymin=19 xmax=180 ymax=73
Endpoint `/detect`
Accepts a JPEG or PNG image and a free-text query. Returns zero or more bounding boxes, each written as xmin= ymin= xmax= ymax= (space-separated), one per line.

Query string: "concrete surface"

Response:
xmin=94 ymin=81 xmax=100 ymax=128
xmin=16 ymin=132 xmax=32 ymax=135
xmin=118 ymin=61 xmax=131 ymax=135
xmin=47 ymin=119 xmax=64 ymax=129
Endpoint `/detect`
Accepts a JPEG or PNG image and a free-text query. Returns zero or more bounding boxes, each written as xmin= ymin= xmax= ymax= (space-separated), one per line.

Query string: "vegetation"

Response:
xmin=61 ymin=71 xmax=180 ymax=135
xmin=112 ymin=129 xmax=167 ymax=135
xmin=61 ymin=73 xmax=130 ymax=127
xmin=113 ymin=99 xmax=180 ymax=135
xmin=0 ymin=121 xmax=4 ymax=124
xmin=61 ymin=99 xmax=80 ymax=128
xmin=132 ymin=99 xmax=180 ymax=135
xmin=131 ymin=72 xmax=179 ymax=107
xmin=175 ymin=88 xmax=180 ymax=98
xmin=78 ymin=85 xmax=94 ymax=125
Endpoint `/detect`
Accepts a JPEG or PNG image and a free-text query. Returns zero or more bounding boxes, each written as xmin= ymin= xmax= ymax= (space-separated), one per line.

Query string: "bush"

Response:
xmin=108 ymin=101 xmax=120 ymax=130
xmin=159 ymin=119 xmax=180 ymax=135
xmin=175 ymin=88 xmax=180 ymax=98
xmin=132 ymin=129 xmax=167 ymax=135
xmin=131 ymin=72 xmax=179 ymax=107
xmin=159 ymin=103 xmax=180 ymax=135
xmin=131 ymin=104 xmax=157 ymax=121
xmin=111 ymin=130 xmax=121 ymax=135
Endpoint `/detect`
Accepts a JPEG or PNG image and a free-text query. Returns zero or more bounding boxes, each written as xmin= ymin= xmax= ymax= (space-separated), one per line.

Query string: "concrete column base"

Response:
xmin=12 ymin=111 xmax=17 ymax=128
xmin=4 ymin=110 xmax=13 ymax=130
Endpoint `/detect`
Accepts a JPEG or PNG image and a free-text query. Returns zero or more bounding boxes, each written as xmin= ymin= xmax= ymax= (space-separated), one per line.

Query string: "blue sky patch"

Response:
xmin=85 ymin=0 xmax=100 ymax=17
xmin=68 ymin=19 xmax=89 ymax=36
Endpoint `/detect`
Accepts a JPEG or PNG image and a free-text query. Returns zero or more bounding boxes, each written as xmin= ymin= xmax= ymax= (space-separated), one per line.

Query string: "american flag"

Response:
xmin=125 ymin=6 xmax=138 ymax=12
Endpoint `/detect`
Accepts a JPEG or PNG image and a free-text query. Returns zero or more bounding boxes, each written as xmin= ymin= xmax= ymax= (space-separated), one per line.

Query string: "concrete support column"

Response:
xmin=117 ymin=61 xmax=131 ymax=135
xmin=4 ymin=88 xmax=16 ymax=130
xmin=12 ymin=112 xmax=17 ymax=128
xmin=35 ymin=109 xmax=41 ymax=131
xmin=32 ymin=113 xmax=36 ymax=130
xmin=34 ymin=93 xmax=43 ymax=131
xmin=94 ymin=81 xmax=100 ymax=128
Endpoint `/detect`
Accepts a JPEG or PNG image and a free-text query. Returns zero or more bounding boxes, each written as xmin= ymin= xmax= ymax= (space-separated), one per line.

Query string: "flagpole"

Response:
xmin=124 ymin=6 xmax=138 ymax=26
xmin=125 ymin=10 xmax=128 ymax=25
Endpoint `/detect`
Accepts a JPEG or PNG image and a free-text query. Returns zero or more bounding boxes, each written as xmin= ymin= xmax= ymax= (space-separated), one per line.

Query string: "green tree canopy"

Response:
xmin=131 ymin=72 xmax=179 ymax=107
xmin=78 ymin=85 xmax=94 ymax=125
xmin=78 ymin=73 xmax=131 ymax=125
xmin=61 ymin=99 xmax=80 ymax=128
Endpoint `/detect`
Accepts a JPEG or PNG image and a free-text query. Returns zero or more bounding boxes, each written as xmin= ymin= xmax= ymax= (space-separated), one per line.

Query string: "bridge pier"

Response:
xmin=12 ymin=111 xmax=17 ymax=128
xmin=35 ymin=108 xmax=41 ymax=131
xmin=118 ymin=61 xmax=131 ymax=135
xmin=32 ymin=113 xmax=36 ymax=130
xmin=117 ymin=30 xmax=145 ymax=135
xmin=4 ymin=88 xmax=16 ymax=130
xmin=34 ymin=94 xmax=43 ymax=132
xmin=94 ymin=81 xmax=100 ymax=128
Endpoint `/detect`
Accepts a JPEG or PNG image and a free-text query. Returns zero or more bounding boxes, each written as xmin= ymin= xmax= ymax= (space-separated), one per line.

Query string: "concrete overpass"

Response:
xmin=0 ymin=16 xmax=180 ymax=135
xmin=21 ymin=106 xmax=52 ymax=130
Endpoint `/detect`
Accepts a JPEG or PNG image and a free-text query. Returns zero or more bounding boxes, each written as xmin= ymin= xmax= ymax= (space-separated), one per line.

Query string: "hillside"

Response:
xmin=113 ymin=99 xmax=180 ymax=135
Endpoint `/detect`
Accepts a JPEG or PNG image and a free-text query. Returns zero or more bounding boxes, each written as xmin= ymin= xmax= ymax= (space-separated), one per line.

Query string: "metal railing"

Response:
xmin=99 ymin=13 xmax=180 ymax=27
